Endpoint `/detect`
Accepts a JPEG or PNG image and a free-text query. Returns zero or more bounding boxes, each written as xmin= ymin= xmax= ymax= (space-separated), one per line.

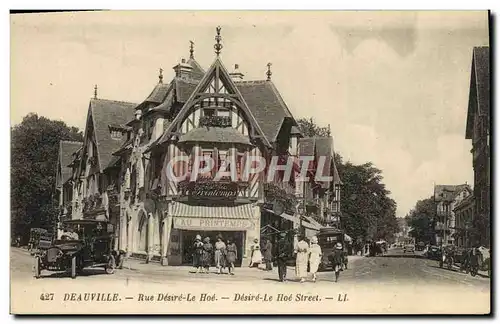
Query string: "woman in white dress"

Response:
xmin=308 ymin=236 xmax=322 ymax=282
xmin=295 ymin=235 xmax=309 ymax=283
xmin=249 ymin=238 xmax=262 ymax=268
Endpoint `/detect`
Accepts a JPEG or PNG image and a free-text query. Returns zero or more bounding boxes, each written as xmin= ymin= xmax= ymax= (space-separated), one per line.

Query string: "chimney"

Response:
xmin=229 ymin=64 xmax=244 ymax=81
xmin=173 ymin=58 xmax=193 ymax=79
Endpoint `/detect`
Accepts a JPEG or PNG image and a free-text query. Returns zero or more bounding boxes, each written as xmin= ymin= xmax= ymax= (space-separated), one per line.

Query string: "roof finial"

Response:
xmin=189 ymin=40 xmax=194 ymax=59
xmin=327 ymin=124 xmax=331 ymax=137
xmin=94 ymin=84 xmax=98 ymax=99
xmin=214 ymin=26 xmax=223 ymax=56
xmin=266 ymin=63 xmax=272 ymax=81
xmin=159 ymin=68 xmax=163 ymax=84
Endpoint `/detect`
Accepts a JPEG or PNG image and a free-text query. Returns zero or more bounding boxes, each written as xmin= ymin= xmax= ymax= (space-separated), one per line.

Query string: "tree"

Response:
xmin=296 ymin=117 xmax=331 ymax=137
xmin=406 ymin=197 xmax=436 ymax=244
xmin=11 ymin=113 xmax=83 ymax=241
xmin=335 ymin=155 xmax=399 ymax=243
xmin=296 ymin=118 xmax=400 ymax=243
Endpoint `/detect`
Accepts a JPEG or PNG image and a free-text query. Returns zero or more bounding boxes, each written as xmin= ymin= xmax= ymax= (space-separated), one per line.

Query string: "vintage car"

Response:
xmin=416 ymin=241 xmax=426 ymax=251
xmin=33 ymin=219 xmax=117 ymax=279
xmin=426 ymin=245 xmax=441 ymax=260
xmin=317 ymin=227 xmax=348 ymax=271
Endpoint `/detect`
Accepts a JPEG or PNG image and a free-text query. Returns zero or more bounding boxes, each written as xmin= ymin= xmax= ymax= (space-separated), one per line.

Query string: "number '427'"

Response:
xmin=40 ymin=293 xmax=54 ymax=301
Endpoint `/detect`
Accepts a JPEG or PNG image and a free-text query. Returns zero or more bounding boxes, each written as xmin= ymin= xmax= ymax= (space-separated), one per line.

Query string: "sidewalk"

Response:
xmin=120 ymin=254 xmax=366 ymax=273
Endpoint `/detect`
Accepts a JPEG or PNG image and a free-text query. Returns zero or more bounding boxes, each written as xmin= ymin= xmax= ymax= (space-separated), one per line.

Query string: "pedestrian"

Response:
xmin=202 ymin=237 xmax=213 ymax=273
xmin=193 ymin=234 xmax=204 ymax=273
xmin=295 ymin=234 xmax=309 ymax=283
xmin=226 ymin=238 xmax=237 ymax=275
xmin=276 ymin=232 xmax=292 ymax=282
xmin=249 ymin=238 xmax=262 ymax=268
xmin=214 ymin=234 xmax=227 ymax=274
xmin=262 ymin=238 xmax=273 ymax=271
xmin=308 ymin=236 xmax=322 ymax=282
xmin=331 ymin=242 xmax=344 ymax=282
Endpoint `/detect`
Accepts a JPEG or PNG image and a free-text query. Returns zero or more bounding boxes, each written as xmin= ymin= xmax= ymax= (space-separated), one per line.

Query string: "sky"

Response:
xmin=10 ymin=11 xmax=489 ymax=217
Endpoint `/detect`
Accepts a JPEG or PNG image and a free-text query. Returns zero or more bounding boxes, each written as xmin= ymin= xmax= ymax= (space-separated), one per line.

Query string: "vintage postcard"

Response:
xmin=10 ymin=10 xmax=491 ymax=315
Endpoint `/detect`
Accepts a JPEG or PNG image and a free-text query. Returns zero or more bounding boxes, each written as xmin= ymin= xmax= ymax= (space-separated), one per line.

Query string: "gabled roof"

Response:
xmin=466 ymin=46 xmax=490 ymax=139
xmin=187 ymin=57 xmax=205 ymax=80
xmin=235 ymin=80 xmax=299 ymax=142
xmin=88 ymin=98 xmax=137 ymax=171
xmin=58 ymin=140 xmax=82 ymax=186
xmin=152 ymin=57 xmax=272 ymax=150
xmin=453 ymin=193 xmax=475 ymax=212
xmin=298 ymin=137 xmax=315 ymax=156
xmin=144 ymin=82 xmax=171 ymax=104
xmin=175 ymin=78 xmax=199 ymax=103
xmin=298 ymin=136 xmax=341 ymax=188
xmin=434 ymin=184 xmax=471 ymax=202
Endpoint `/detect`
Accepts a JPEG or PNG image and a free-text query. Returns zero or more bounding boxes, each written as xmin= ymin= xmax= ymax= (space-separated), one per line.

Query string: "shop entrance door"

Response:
xmin=181 ymin=230 xmax=245 ymax=267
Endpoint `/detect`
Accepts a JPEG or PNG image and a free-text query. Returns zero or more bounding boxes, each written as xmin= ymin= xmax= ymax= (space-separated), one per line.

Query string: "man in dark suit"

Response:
xmin=275 ymin=232 xmax=292 ymax=282
xmin=262 ymin=238 xmax=273 ymax=271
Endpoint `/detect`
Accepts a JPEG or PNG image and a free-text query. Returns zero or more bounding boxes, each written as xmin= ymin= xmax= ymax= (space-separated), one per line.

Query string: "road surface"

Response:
xmin=10 ymin=247 xmax=490 ymax=314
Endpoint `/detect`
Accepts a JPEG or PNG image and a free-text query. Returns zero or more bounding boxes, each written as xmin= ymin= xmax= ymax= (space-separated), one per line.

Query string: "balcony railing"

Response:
xmin=199 ymin=115 xmax=232 ymax=128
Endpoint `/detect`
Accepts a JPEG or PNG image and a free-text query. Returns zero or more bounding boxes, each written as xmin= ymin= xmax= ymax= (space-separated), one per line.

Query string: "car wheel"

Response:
xmin=105 ymin=255 xmax=116 ymax=274
xmin=71 ymin=256 xmax=77 ymax=279
xmin=34 ymin=256 xmax=41 ymax=279
xmin=470 ymin=267 xmax=478 ymax=277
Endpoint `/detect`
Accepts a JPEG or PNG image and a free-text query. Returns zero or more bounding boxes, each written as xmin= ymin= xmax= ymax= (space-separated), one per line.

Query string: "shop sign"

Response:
xmin=179 ymin=181 xmax=238 ymax=200
xmin=174 ymin=217 xmax=254 ymax=231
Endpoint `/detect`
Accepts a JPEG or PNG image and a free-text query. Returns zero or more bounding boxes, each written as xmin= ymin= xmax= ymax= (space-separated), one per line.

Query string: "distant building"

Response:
xmin=433 ymin=184 xmax=471 ymax=246
xmin=465 ymin=46 xmax=490 ymax=247
xmin=395 ymin=218 xmax=410 ymax=244
xmin=55 ymin=140 xmax=82 ymax=238
xmin=453 ymin=189 xmax=475 ymax=248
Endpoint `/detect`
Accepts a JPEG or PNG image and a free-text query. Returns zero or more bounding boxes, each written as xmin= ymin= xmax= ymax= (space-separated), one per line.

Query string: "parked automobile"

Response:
xmin=317 ymin=227 xmax=348 ymax=271
xmin=427 ymin=245 xmax=441 ymax=260
xmin=416 ymin=241 xmax=426 ymax=251
xmin=33 ymin=219 xmax=118 ymax=279
xmin=403 ymin=243 xmax=415 ymax=253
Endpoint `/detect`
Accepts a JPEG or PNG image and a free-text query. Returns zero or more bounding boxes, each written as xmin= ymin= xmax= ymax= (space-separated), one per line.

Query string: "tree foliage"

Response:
xmin=296 ymin=117 xmax=331 ymax=137
xmin=406 ymin=197 xmax=436 ymax=244
xmin=296 ymin=118 xmax=400 ymax=244
xmin=335 ymin=154 xmax=399 ymax=244
xmin=11 ymin=113 xmax=83 ymax=240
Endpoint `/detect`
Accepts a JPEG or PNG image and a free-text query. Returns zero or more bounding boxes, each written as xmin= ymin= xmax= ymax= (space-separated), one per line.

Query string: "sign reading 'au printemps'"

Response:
xmin=174 ymin=217 xmax=254 ymax=230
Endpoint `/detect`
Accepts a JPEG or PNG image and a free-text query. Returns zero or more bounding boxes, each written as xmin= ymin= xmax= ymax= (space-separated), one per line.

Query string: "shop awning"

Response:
xmin=263 ymin=208 xmax=298 ymax=224
xmin=171 ymin=202 xmax=256 ymax=231
xmin=302 ymin=219 xmax=321 ymax=231
xmin=302 ymin=216 xmax=322 ymax=230
xmin=171 ymin=202 xmax=254 ymax=219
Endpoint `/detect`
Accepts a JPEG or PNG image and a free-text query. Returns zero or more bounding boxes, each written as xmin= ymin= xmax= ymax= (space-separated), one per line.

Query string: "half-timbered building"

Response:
xmin=63 ymin=27 xmax=342 ymax=267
